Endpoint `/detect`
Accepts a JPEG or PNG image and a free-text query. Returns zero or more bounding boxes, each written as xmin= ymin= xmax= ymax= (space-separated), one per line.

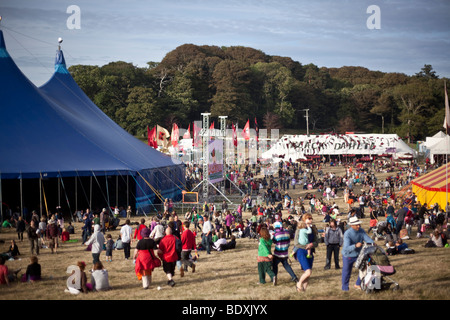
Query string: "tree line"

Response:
xmin=68 ymin=44 xmax=448 ymax=142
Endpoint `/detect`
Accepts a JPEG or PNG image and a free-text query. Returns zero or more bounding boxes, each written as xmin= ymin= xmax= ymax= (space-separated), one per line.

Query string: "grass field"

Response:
xmin=1 ymin=165 xmax=449 ymax=302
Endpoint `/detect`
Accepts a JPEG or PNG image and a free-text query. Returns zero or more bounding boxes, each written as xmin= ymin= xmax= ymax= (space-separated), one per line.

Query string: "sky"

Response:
xmin=0 ymin=0 xmax=449 ymax=86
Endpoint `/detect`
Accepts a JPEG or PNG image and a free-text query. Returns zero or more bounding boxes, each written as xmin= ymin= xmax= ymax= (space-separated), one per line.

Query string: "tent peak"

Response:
xmin=54 ymin=48 xmax=69 ymax=74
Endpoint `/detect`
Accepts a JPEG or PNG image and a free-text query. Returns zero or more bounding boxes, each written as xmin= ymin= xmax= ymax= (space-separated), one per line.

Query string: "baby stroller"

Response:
xmin=355 ymin=243 xmax=400 ymax=293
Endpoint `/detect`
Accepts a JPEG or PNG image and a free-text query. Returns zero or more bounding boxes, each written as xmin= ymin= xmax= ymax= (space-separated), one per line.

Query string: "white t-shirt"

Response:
xmin=120 ymin=224 xmax=133 ymax=243
xmin=202 ymin=220 xmax=212 ymax=234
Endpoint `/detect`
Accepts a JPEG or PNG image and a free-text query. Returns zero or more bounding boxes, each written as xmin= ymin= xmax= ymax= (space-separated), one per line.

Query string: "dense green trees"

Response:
xmin=68 ymin=45 xmax=448 ymax=142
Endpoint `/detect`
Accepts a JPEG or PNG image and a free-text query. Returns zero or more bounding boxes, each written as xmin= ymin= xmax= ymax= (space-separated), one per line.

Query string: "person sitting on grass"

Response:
xmin=21 ymin=255 xmax=41 ymax=283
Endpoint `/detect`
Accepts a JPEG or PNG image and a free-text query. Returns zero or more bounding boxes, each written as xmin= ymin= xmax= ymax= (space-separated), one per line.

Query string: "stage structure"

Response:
xmin=191 ymin=113 xmax=232 ymax=204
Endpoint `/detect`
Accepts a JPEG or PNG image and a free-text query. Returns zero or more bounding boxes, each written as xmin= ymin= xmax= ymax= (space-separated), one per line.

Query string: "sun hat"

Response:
xmin=348 ymin=216 xmax=362 ymax=225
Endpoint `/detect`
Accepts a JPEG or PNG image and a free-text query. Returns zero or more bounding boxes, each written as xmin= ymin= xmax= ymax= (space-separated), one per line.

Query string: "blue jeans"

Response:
xmin=341 ymin=256 xmax=361 ymax=291
xmin=202 ymin=234 xmax=212 ymax=254
xmin=272 ymin=256 xmax=298 ymax=281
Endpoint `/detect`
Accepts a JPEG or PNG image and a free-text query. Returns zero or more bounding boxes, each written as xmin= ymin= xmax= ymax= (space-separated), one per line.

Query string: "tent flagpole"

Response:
xmin=116 ymin=175 xmax=119 ymax=209
xmin=39 ymin=173 xmax=42 ymax=218
xmin=75 ymin=176 xmax=78 ymax=217
xmin=20 ymin=173 xmax=23 ymax=218
xmin=90 ymin=176 xmax=93 ymax=211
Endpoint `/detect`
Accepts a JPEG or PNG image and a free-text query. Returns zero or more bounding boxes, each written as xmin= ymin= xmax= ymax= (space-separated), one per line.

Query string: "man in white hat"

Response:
xmin=341 ymin=216 xmax=373 ymax=291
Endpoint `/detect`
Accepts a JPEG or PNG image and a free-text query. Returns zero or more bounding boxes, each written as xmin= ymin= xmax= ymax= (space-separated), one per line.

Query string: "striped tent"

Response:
xmin=411 ymin=163 xmax=450 ymax=210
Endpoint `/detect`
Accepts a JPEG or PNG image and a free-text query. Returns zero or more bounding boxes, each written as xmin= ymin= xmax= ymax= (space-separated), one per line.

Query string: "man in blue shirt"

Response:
xmin=341 ymin=216 xmax=373 ymax=291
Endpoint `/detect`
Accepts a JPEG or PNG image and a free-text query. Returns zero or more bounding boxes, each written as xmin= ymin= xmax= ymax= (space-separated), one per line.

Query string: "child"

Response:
xmin=21 ymin=255 xmax=41 ymax=283
xmin=386 ymin=240 xmax=397 ymax=255
xmin=395 ymin=239 xmax=415 ymax=254
xmin=257 ymin=227 xmax=276 ymax=285
xmin=61 ymin=228 xmax=70 ymax=242
xmin=291 ymin=220 xmax=313 ymax=258
xmin=105 ymin=234 xmax=114 ymax=262
xmin=114 ymin=236 xmax=123 ymax=250
xmin=300 ymin=220 xmax=314 ymax=258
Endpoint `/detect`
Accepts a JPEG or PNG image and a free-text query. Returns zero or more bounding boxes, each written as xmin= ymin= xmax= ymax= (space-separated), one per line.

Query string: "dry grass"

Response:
xmin=1 ymin=166 xmax=449 ymax=301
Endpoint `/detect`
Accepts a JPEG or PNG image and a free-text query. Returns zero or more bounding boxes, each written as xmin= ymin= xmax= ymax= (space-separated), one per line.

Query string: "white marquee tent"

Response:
xmin=426 ymin=133 xmax=450 ymax=164
xmin=262 ymin=133 xmax=417 ymax=161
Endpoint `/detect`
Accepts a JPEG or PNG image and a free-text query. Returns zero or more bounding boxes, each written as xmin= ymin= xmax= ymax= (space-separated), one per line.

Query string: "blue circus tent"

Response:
xmin=0 ymin=30 xmax=185 ymax=216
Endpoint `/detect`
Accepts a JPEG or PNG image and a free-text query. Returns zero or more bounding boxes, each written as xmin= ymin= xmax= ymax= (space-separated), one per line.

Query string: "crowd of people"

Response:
xmin=1 ymin=157 xmax=449 ymax=296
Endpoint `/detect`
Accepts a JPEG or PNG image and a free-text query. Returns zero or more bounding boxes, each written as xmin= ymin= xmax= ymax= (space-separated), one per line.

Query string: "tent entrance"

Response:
xmin=0 ymin=174 xmax=136 ymax=222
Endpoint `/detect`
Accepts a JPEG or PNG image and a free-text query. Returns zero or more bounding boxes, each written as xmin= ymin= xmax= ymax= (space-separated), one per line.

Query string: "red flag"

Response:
xmin=171 ymin=123 xmax=179 ymax=147
xmin=193 ymin=122 xmax=200 ymax=147
xmin=210 ymin=121 xmax=215 ymax=130
xmin=183 ymin=124 xmax=191 ymax=139
xmin=444 ymin=82 xmax=450 ymax=133
xmin=254 ymin=117 xmax=259 ymax=142
xmin=232 ymin=123 xmax=237 ymax=147
xmin=242 ymin=119 xmax=250 ymax=140
xmin=147 ymin=126 xmax=157 ymax=148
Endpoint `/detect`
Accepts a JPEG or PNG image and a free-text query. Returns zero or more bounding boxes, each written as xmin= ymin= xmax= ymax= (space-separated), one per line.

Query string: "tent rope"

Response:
xmin=136 ymin=171 xmax=165 ymax=202
xmin=91 ymin=171 xmax=112 ymax=210
xmin=129 ymin=172 xmax=158 ymax=214
xmin=40 ymin=173 xmax=48 ymax=215
xmin=58 ymin=172 xmax=73 ymax=221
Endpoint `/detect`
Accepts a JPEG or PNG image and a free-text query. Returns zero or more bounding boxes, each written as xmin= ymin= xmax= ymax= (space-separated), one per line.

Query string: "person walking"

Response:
xmin=180 ymin=221 xmax=196 ymax=274
xmin=324 ymin=219 xmax=343 ymax=270
xmin=224 ymin=211 xmax=234 ymax=238
xmin=341 ymin=216 xmax=373 ymax=291
xmin=272 ymin=221 xmax=298 ymax=285
xmin=46 ymin=217 xmax=59 ymax=254
xmin=293 ymin=213 xmax=319 ymax=292
xmin=133 ymin=227 xmax=158 ymax=289
xmin=157 ymin=227 xmax=179 ymax=287
xmin=16 ymin=216 xmax=26 ymax=242
xmin=84 ymin=224 xmax=105 ymax=266
xmin=81 ymin=212 xmax=92 ymax=244
xmin=27 ymin=220 xmax=40 ymax=256
xmin=120 ymin=219 xmax=133 ymax=260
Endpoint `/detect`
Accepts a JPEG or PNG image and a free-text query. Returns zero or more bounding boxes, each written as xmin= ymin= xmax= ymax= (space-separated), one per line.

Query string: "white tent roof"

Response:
xmin=425 ymin=131 xmax=448 ymax=148
xmin=428 ymin=135 xmax=450 ymax=155
xmin=432 ymin=131 xmax=446 ymax=138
